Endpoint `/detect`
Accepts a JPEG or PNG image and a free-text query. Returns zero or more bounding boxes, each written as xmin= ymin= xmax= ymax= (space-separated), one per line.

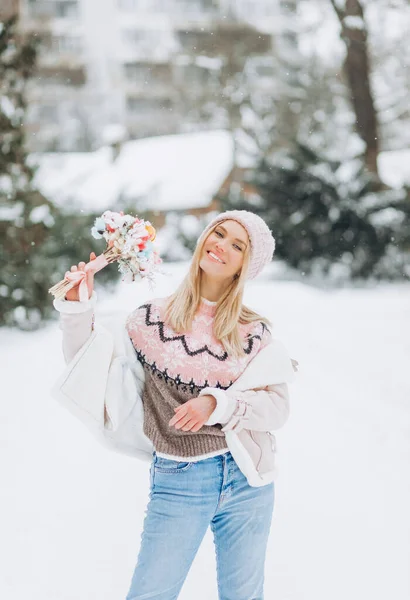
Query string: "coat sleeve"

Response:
xmin=200 ymin=383 xmax=290 ymax=432
xmin=199 ymin=335 xmax=296 ymax=433
xmin=51 ymin=301 xmax=152 ymax=458
xmin=53 ymin=292 xmax=97 ymax=364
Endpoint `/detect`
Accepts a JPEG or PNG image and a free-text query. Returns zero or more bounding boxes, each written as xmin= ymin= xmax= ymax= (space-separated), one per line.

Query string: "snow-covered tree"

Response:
xmin=0 ymin=15 xmax=116 ymax=328
xmin=368 ymin=0 xmax=410 ymax=152
xmin=0 ymin=15 xmax=59 ymax=327
xmin=220 ymin=143 xmax=410 ymax=280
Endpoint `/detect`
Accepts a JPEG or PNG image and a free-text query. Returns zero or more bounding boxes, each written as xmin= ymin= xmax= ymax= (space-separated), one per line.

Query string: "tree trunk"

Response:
xmin=277 ymin=0 xmax=302 ymax=150
xmin=330 ymin=0 xmax=380 ymax=177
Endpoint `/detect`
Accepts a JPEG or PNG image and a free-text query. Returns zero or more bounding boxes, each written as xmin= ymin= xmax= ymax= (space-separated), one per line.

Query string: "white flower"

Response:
xmin=91 ymin=227 xmax=103 ymax=239
xmin=123 ymin=215 xmax=135 ymax=226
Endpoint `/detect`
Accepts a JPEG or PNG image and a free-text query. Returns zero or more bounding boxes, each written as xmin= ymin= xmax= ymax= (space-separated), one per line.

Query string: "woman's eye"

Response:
xmin=233 ymin=244 xmax=242 ymax=251
xmin=215 ymin=230 xmax=223 ymax=237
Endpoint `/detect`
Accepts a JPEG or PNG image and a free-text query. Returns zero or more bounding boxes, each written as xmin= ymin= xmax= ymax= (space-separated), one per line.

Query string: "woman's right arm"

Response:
xmin=53 ymin=253 xmax=98 ymax=364
xmin=54 ymin=294 xmax=97 ymax=363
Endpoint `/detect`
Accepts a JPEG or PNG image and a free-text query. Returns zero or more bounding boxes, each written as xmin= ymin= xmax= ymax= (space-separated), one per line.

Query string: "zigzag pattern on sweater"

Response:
xmin=133 ymin=347 xmax=233 ymax=392
xmin=139 ymin=303 xmax=268 ymax=361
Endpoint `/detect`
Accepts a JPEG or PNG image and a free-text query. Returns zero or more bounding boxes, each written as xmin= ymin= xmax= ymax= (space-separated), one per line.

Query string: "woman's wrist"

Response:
xmin=53 ymin=291 xmax=98 ymax=314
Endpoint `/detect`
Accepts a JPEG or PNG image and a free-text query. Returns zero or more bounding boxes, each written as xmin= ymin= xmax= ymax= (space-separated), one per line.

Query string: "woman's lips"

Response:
xmin=207 ymin=250 xmax=225 ymax=264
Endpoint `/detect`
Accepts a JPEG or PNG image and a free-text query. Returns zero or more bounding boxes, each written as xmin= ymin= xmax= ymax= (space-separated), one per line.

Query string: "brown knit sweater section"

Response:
xmin=125 ymin=296 xmax=270 ymax=458
xmin=142 ymin=370 xmax=227 ymax=457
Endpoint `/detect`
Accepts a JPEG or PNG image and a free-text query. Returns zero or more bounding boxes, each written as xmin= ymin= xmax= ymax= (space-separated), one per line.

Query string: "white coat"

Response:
xmin=52 ymin=296 xmax=297 ymax=487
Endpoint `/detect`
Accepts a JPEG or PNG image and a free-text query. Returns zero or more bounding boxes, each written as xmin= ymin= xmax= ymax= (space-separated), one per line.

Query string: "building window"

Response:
xmin=198 ymin=0 xmax=218 ymax=11
xmin=121 ymin=29 xmax=161 ymax=48
xmin=126 ymin=97 xmax=172 ymax=113
xmin=52 ymin=35 xmax=82 ymax=53
xmin=176 ymin=0 xmax=217 ymax=14
xmin=118 ymin=0 xmax=217 ymax=12
xmin=28 ymin=1 xmax=79 ymax=19
xmin=124 ymin=63 xmax=152 ymax=83
xmin=37 ymin=104 xmax=59 ymax=121
xmin=118 ymin=0 xmax=142 ymax=10
xmin=55 ymin=1 xmax=79 ymax=19
xmin=28 ymin=1 xmax=54 ymax=17
xmin=122 ymin=29 xmax=145 ymax=45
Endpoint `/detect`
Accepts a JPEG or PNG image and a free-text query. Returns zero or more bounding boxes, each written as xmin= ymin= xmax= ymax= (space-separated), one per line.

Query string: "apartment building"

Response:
xmin=18 ymin=0 xmax=279 ymax=151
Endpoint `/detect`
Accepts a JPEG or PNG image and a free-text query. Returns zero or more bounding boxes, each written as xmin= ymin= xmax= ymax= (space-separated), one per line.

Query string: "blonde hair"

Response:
xmin=165 ymin=221 xmax=271 ymax=357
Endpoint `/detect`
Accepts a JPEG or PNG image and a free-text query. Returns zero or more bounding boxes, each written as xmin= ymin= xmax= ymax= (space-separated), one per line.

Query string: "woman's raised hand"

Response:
xmin=65 ymin=252 xmax=97 ymax=301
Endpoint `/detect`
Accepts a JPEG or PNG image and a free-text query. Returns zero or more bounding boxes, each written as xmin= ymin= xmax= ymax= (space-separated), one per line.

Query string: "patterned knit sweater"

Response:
xmin=125 ymin=296 xmax=271 ymax=459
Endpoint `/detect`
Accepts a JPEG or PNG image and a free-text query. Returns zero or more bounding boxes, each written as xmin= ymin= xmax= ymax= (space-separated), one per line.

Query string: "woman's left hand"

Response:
xmin=169 ymin=395 xmax=217 ymax=432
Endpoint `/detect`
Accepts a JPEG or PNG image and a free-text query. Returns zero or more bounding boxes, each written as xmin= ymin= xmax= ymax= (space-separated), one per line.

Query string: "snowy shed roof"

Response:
xmin=31 ymin=130 xmax=235 ymax=213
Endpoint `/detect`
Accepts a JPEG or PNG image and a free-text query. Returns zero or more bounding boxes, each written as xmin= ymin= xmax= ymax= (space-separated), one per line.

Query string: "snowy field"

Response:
xmin=1 ymin=263 xmax=409 ymax=600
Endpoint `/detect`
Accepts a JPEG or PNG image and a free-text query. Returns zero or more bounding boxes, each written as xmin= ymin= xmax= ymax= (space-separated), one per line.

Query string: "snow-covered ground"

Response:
xmin=1 ymin=264 xmax=409 ymax=600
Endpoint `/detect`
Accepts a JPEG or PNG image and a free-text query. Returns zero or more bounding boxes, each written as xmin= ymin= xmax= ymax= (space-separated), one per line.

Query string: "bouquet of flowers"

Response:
xmin=49 ymin=210 xmax=161 ymax=301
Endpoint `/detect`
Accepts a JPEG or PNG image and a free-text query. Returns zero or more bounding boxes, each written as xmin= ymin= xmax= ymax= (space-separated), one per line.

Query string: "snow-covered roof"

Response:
xmin=378 ymin=149 xmax=410 ymax=189
xmin=31 ymin=130 xmax=234 ymax=213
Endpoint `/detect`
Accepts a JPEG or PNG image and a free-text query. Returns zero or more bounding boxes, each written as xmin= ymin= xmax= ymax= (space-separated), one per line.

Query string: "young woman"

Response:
xmin=54 ymin=210 xmax=295 ymax=600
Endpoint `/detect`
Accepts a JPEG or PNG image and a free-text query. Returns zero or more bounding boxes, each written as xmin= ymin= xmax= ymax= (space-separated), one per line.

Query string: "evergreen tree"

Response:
xmin=0 ymin=15 xmax=56 ymax=327
xmin=220 ymin=143 xmax=410 ymax=280
xmin=0 ymin=16 xmax=117 ymax=328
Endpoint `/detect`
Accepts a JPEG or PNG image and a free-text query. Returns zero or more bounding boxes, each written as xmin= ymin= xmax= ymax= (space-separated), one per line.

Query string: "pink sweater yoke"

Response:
xmin=126 ymin=297 xmax=271 ymax=390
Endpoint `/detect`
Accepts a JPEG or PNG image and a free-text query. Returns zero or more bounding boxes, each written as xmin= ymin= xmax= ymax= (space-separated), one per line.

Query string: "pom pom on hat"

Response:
xmin=197 ymin=210 xmax=275 ymax=280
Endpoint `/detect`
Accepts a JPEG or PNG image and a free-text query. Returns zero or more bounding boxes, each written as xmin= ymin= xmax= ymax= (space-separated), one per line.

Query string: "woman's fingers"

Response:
xmin=66 ymin=257 xmax=93 ymax=301
xmin=181 ymin=419 xmax=200 ymax=432
xmin=171 ymin=413 xmax=191 ymax=430
xmin=169 ymin=403 xmax=204 ymax=431
xmin=86 ymin=252 xmax=98 ymax=275
xmin=189 ymin=421 xmax=204 ymax=432
xmin=169 ymin=414 xmax=185 ymax=427
xmin=169 ymin=406 xmax=187 ymax=426
xmin=86 ymin=254 xmax=96 ymax=299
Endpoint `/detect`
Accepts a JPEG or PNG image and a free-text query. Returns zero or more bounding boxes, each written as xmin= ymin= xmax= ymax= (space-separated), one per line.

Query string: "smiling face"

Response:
xmin=199 ymin=219 xmax=249 ymax=281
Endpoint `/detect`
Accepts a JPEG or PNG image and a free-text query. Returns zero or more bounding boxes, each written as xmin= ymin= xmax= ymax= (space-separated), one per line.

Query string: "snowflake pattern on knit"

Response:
xmin=126 ymin=297 xmax=270 ymax=390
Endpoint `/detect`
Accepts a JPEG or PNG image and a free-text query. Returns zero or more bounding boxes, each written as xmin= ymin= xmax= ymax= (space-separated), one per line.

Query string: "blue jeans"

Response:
xmin=126 ymin=451 xmax=275 ymax=600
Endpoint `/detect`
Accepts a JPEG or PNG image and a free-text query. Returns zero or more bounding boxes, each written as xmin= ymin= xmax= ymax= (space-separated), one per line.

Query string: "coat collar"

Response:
xmin=230 ymin=340 xmax=297 ymax=392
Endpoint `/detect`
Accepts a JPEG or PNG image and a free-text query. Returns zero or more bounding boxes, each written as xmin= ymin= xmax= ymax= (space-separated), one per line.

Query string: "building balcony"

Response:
xmin=116 ymin=0 xmax=219 ymax=18
xmin=34 ymin=64 xmax=87 ymax=87
xmin=176 ymin=22 xmax=272 ymax=57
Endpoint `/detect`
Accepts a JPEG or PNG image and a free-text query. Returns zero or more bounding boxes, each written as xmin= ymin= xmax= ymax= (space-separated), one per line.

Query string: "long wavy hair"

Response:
xmin=165 ymin=220 xmax=271 ymax=357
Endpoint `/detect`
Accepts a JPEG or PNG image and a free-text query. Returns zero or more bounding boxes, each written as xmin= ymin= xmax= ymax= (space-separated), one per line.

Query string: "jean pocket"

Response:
xmin=154 ymin=456 xmax=194 ymax=473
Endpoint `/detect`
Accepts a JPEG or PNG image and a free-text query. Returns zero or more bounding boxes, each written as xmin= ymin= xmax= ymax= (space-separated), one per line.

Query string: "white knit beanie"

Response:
xmin=197 ymin=210 xmax=275 ymax=280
